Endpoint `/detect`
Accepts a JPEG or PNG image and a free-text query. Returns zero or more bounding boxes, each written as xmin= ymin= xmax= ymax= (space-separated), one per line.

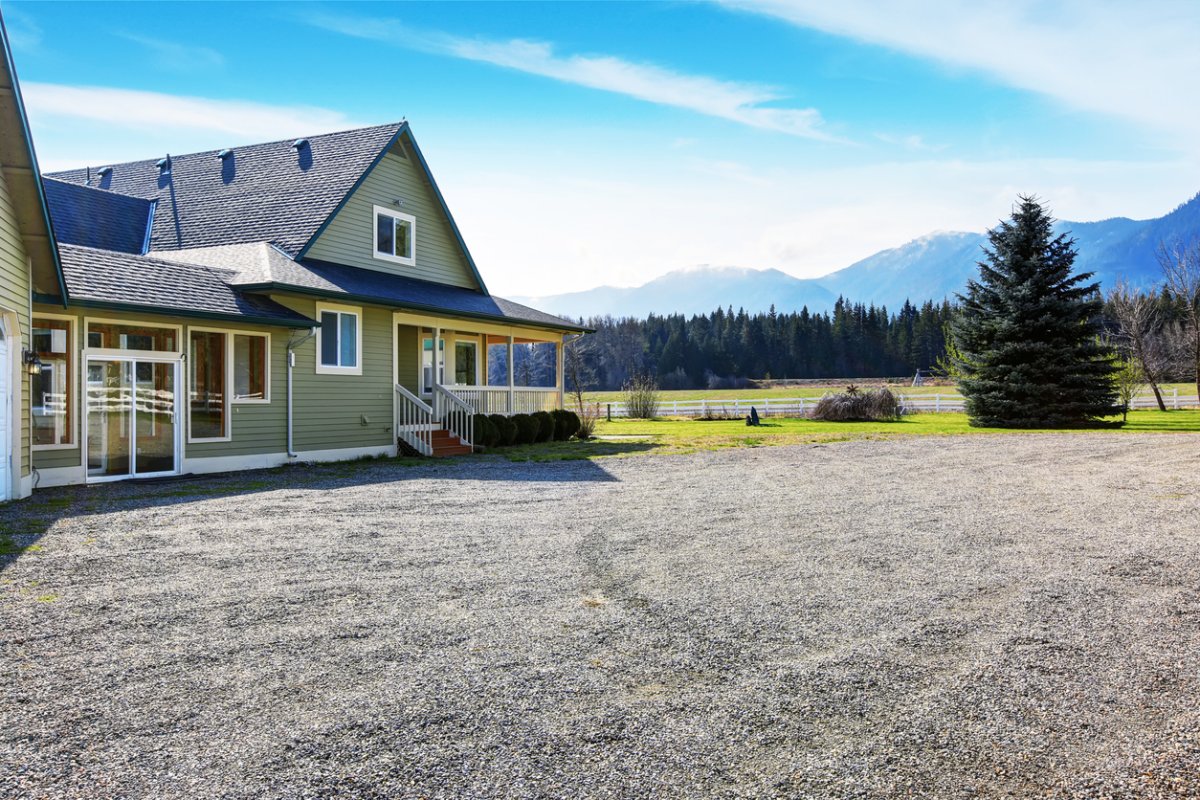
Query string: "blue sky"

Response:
xmin=5 ymin=1 xmax=1199 ymax=297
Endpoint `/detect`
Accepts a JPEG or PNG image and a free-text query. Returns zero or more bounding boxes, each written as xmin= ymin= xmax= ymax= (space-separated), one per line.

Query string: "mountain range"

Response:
xmin=514 ymin=192 xmax=1200 ymax=318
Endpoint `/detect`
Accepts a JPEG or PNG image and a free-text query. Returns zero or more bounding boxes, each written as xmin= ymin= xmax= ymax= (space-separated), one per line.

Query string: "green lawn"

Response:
xmin=584 ymin=382 xmax=1198 ymax=404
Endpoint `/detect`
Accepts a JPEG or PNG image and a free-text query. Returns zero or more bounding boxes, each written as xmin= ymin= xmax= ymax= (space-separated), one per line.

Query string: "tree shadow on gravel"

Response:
xmin=0 ymin=454 xmax=620 ymax=573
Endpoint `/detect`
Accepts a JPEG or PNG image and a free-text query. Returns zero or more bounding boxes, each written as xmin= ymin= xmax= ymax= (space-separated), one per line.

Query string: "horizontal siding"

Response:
xmin=0 ymin=171 xmax=32 ymax=478
xmin=396 ymin=324 xmax=419 ymax=394
xmin=274 ymin=296 xmax=395 ymax=452
xmin=305 ymin=150 xmax=480 ymax=290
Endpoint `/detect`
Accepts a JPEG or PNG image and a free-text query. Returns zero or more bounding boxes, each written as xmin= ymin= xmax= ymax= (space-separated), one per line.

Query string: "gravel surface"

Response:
xmin=2 ymin=434 xmax=1200 ymax=799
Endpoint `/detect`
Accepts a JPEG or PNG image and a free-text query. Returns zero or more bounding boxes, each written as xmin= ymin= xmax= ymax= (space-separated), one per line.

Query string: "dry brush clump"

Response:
xmin=811 ymin=386 xmax=903 ymax=421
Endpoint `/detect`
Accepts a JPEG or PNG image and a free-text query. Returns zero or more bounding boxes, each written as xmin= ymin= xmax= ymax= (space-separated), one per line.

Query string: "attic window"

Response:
xmin=373 ymin=205 xmax=415 ymax=266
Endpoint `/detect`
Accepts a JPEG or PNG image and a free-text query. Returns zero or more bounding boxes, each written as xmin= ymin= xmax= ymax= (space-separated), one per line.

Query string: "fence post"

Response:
xmin=1174 ymin=387 xmax=1179 ymax=410
xmin=607 ymin=403 xmax=611 ymax=422
xmin=764 ymin=398 xmax=771 ymax=416
xmin=935 ymin=394 xmax=941 ymax=413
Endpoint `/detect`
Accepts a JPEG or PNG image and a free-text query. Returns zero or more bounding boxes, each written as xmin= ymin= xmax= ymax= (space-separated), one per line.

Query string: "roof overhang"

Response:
xmin=32 ymin=293 xmax=317 ymax=329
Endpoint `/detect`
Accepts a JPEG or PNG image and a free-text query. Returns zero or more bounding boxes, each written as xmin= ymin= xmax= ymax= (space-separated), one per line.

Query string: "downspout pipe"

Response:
xmin=286 ymin=327 xmax=318 ymax=458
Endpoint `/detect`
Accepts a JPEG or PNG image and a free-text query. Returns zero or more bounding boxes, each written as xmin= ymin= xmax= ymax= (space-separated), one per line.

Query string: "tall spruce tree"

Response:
xmin=951 ymin=196 xmax=1120 ymax=427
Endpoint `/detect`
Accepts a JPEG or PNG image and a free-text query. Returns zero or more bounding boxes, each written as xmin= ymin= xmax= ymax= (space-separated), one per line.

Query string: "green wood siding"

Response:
xmin=305 ymin=150 xmax=481 ymax=290
xmin=274 ymin=295 xmax=395 ymax=453
xmin=396 ymin=324 xmax=419 ymax=395
xmin=0 ymin=171 xmax=32 ymax=477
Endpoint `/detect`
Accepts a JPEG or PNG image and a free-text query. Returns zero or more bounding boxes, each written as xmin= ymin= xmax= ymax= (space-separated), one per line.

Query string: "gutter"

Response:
xmin=31 ymin=293 xmax=317 ymax=329
xmin=285 ymin=326 xmax=319 ymax=458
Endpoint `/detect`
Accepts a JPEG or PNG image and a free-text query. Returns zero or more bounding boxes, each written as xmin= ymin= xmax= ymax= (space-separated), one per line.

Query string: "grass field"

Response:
xmin=500 ymin=409 xmax=1200 ymax=461
xmin=583 ymin=382 xmax=1198 ymax=404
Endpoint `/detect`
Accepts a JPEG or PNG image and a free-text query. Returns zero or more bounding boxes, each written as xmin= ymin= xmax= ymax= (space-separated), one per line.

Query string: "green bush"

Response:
xmin=488 ymin=413 xmax=518 ymax=446
xmin=550 ymin=409 xmax=572 ymax=440
xmin=511 ymin=413 xmax=539 ymax=445
xmin=472 ymin=414 xmax=497 ymax=448
xmin=532 ymin=411 xmax=555 ymax=442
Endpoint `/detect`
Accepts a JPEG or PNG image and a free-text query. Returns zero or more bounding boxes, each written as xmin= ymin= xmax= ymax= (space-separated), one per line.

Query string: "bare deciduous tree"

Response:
xmin=1158 ymin=238 xmax=1200 ymax=401
xmin=1107 ymin=281 xmax=1172 ymax=411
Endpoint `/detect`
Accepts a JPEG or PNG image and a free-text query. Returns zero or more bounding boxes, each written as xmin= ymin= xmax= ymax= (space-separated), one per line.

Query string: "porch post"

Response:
xmin=506 ymin=334 xmax=515 ymax=414
xmin=556 ymin=337 xmax=565 ymax=410
xmin=433 ymin=325 xmax=441 ymax=419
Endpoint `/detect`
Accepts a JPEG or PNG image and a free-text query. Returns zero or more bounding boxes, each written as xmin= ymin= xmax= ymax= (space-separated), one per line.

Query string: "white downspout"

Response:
xmin=287 ymin=327 xmax=318 ymax=458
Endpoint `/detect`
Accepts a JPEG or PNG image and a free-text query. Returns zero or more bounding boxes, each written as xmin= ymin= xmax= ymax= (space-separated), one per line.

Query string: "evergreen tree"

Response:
xmin=951 ymin=196 xmax=1119 ymax=427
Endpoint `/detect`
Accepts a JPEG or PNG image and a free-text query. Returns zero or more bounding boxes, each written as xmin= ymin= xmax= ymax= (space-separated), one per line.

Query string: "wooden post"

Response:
xmin=556 ymin=337 xmax=565 ymax=410
xmin=506 ymin=334 xmax=515 ymax=415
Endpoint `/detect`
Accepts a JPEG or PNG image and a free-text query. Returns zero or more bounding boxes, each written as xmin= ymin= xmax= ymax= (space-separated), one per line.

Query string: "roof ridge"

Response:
xmin=45 ymin=121 xmax=406 ymax=177
xmin=59 ymin=241 xmax=235 ymax=278
xmin=42 ymin=174 xmax=149 ymax=203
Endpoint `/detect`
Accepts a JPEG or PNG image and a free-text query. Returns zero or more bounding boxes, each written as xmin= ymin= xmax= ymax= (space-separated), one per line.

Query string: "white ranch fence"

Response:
xmin=598 ymin=388 xmax=1197 ymax=419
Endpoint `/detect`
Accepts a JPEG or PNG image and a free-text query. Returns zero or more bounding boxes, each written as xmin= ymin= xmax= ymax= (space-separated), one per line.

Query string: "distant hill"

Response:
xmin=515 ymin=193 xmax=1200 ymax=317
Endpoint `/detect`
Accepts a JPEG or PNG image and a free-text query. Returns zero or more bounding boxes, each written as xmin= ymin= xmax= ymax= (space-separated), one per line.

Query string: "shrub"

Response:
xmin=510 ymin=413 xmax=540 ymax=445
xmin=562 ymin=409 xmax=582 ymax=439
xmin=576 ymin=405 xmax=599 ymax=440
xmin=622 ymin=374 xmax=660 ymax=419
xmin=472 ymin=414 xmax=497 ymax=448
xmin=532 ymin=411 xmax=555 ymax=442
xmin=549 ymin=409 xmax=572 ymax=441
xmin=811 ymin=387 xmax=902 ymax=422
xmin=489 ymin=413 xmax=518 ymax=446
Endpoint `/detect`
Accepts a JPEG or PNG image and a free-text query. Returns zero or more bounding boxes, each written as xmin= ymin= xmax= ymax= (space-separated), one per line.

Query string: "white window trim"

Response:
xmin=372 ymin=204 xmax=416 ymax=267
xmin=315 ymin=302 xmax=363 ymax=376
xmin=230 ymin=331 xmax=271 ymax=405
xmin=187 ymin=326 xmax=232 ymax=444
xmin=31 ymin=312 xmax=79 ymax=452
xmin=83 ymin=316 xmax=184 ymax=357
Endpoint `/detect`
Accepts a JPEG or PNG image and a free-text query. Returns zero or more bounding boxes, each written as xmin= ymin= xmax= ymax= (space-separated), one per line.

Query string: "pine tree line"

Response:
xmin=571 ymin=298 xmax=956 ymax=391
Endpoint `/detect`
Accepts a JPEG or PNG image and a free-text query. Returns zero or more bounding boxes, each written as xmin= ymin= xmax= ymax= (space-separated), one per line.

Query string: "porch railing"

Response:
xmin=443 ymin=384 xmax=559 ymax=416
xmin=394 ymin=383 xmax=434 ymax=456
xmin=433 ymin=384 xmax=474 ymax=450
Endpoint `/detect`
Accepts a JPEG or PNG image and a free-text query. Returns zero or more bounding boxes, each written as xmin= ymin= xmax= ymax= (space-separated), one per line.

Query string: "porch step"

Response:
xmin=430 ymin=429 xmax=472 ymax=458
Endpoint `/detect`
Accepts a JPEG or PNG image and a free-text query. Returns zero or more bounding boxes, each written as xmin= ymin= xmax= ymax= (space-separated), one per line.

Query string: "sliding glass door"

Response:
xmin=86 ymin=357 xmax=179 ymax=480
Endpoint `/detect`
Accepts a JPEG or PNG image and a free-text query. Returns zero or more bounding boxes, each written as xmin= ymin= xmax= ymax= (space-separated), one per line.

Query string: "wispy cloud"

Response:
xmin=306 ymin=12 xmax=840 ymax=142
xmin=116 ymin=32 xmax=225 ymax=71
xmin=874 ymin=132 xmax=945 ymax=153
xmin=719 ymin=0 xmax=1200 ymax=147
xmin=3 ymin=7 xmax=44 ymax=52
xmin=22 ymin=83 xmax=365 ymax=168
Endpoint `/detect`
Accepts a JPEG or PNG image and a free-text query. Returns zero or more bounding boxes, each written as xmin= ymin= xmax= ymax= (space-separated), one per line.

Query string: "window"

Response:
xmin=373 ymin=205 xmax=416 ymax=266
xmin=32 ymin=317 xmax=73 ymax=447
xmin=233 ymin=334 xmax=269 ymax=401
xmin=87 ymin=321 xmax=177 ymax=352
xmin=454 ymin=340 xmax=477 ymax=385
xmin=189 ymin=330 xmax=227 ymax=440
xmin=316 ymin=305 xmax=361 ymax=375
xmin=421 ymin=337 xmax=444 ymax=393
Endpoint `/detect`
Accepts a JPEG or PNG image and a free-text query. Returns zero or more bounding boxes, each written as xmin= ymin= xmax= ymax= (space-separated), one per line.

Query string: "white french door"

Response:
xmin=85 ymin=356 xmax=181 ymax=481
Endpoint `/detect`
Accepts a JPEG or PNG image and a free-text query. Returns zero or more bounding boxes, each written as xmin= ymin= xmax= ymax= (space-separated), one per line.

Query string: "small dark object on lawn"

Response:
xmin=746 ymin=407 xmax=760 ymax=426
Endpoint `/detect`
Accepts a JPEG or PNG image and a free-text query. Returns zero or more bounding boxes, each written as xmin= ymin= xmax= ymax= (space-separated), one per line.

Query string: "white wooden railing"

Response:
xmin=433 ymin=384 xmax=474 ymax=450
xmin=596 ymin=388 xmax=1198 ymax=419
xmin=395 ymin=383 xmax=434 ymax=456
xmin=443 ymin=384 xmax=559 ymax=416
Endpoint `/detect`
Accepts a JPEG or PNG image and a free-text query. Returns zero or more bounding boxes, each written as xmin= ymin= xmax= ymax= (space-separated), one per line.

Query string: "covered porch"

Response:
xmin=391 ymin=310 xmax=571 ymax=456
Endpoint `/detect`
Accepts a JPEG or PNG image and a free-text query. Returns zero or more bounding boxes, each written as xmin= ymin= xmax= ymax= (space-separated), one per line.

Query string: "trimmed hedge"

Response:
xmin=532 ymin=411 xmax=555 ymax=443
xmin=472 ymin=414 xmax=498 ymax=448
xmin=510 ymin=413 xmax=540 ymax=445
xmin=550 ymin=408 xmax=582 ymax=440
xmin=488 ymin=413 xmax=518 ymax=446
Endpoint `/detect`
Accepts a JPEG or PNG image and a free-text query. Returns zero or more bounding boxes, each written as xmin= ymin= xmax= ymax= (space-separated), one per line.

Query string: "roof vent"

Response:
xmin=156 ymin=155 xmax=172 ymax=172
xmin=218 ymin=149 xmax=233 ymax=160
xmin=97 ymin=166 xmax=113 ymax=177
xmin=292 ymin=138 xmax=309 ymax=150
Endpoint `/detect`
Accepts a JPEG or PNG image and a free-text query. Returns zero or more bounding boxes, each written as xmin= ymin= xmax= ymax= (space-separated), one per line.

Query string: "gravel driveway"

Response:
xmin=2 ymin=434 xmax=1200 ymax=799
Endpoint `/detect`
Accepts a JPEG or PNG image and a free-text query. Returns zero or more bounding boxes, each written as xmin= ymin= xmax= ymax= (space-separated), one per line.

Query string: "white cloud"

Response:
xmin=22 ymin=83 xmax=365 ymax=168
xmin=720 ymin=0 xmax=1200 ymax=147
xmin=305 ymin=12 xmax=839 ymax=141
xmin=117 ymin=33 xmax=226 ymax=71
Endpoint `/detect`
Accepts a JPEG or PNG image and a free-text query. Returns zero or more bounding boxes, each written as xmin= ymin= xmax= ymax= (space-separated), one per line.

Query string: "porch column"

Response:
xmin=556 ymin=337 xmax=565 ymax=410
xmin=506 ymin=335 xmax=515 ymax=414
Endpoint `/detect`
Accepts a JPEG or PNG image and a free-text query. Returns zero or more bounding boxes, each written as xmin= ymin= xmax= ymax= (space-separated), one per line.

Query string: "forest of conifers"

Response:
xmin=566 ymin=298 xmax=957 ymax=390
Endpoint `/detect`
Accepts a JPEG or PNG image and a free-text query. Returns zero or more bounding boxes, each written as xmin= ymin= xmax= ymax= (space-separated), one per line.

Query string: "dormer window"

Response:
xmin=373 ymin=205 xmax=415 ymax=266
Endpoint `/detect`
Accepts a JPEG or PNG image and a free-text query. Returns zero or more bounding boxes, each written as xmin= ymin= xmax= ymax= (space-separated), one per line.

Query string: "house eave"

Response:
xmin=32 ymin=293 xmax=317 ymax=329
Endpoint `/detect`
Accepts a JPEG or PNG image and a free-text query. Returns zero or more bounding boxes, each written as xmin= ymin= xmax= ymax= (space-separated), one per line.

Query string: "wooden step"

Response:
xmin=431 ymin=444 xmax=473 ymax=458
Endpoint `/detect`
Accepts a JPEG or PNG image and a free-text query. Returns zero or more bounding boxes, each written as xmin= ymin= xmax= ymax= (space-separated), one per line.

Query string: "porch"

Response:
xmin=391 ymin=313 xmax=569 ymax=456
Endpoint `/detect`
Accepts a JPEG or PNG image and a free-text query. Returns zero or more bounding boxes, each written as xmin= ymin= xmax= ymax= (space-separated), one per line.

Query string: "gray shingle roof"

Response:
xmin=46 ymin=123 xmax=404 ymax=256
xmin=44 ymin=177 xmax=153 ymax=254
xmin=58 ymin=244 xmax=315 ymax=327
xmin=150 ymin=243 xmax=585 ymax=332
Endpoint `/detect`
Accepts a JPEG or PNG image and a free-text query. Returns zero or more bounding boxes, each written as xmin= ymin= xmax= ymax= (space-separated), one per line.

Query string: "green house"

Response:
xmin=0 ymin=68 xmax=588 ymax=487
